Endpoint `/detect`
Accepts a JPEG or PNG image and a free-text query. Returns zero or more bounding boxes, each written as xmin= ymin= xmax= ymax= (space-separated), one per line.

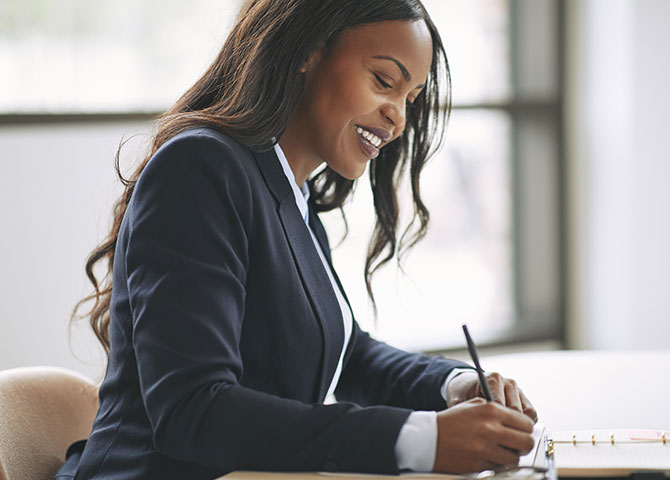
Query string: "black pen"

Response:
xmin=462 ymin=324 xmax=493 ymax=402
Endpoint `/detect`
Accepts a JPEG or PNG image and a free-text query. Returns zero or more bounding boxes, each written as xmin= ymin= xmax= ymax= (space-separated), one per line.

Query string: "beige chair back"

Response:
xmin=0 ymin=366 xmax=99 ymax=480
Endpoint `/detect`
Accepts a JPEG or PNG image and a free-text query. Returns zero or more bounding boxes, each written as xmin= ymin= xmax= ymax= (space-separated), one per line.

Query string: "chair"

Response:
xmin=0 ymin=366 xmax=99 ymax=480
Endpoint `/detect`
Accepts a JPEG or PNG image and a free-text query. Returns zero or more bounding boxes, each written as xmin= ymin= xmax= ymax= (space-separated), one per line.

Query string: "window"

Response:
xmin=323 ymin=0 xmax=563 ymax=351
xmin=1 ymin=0 xmax=563 ymax=352
xmin=0 ymin=0 xmax=241 ymax=112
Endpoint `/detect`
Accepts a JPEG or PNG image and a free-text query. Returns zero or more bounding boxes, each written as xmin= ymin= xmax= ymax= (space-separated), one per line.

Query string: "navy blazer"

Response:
xmin=61 ymin=128 xmax=469 ymax=480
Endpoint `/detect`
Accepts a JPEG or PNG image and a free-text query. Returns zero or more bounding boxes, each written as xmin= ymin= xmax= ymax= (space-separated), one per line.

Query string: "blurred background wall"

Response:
xmin=565 ymin=0 xmax=670 ymax=349
xmin=0 ymin=0 xmax=668 ymax=381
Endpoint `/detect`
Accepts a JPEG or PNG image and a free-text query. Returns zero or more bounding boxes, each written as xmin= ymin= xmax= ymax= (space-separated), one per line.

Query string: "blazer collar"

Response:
xmin=252 ymin=147 xmax=344 ymax=401
xmin=252 ymin=147 xmax=292 ymax=203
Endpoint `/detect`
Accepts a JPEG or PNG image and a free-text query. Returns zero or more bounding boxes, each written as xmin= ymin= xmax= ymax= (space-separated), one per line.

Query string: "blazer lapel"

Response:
xmin=252 ymin=148 xmax=344 ymax=401
xmin=307 ymin=205 xmax=332 ymax=264
xmin=309 ymin=210 xmax=355 ymax=318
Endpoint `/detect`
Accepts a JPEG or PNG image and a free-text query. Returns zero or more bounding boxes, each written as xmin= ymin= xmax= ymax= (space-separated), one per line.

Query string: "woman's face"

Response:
xmin=285 ymin=19 xmax=434 ymax=181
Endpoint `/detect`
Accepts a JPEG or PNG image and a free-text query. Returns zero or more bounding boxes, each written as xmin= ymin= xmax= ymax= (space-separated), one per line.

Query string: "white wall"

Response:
xmin=566 ymin=0 xmax=670 ymax=349
xmin=0 ymin=121 xmax=148 ymax=380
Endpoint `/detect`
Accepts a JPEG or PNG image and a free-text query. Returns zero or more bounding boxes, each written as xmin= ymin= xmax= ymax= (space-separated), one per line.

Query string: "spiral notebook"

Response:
xmin=546 ymin=429 xmax=670 ymax=477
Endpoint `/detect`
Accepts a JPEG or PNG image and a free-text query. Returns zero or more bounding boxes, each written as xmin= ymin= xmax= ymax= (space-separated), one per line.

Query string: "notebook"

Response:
xmin=546 ymin=429 xmax=670 ymax=477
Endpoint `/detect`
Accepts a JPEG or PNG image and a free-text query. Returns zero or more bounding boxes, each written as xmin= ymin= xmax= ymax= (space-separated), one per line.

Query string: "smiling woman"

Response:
xmin=55 ymin=1 xmax=538 ymax=479
xmin=280 ymin=20 xmax=434 ymax=183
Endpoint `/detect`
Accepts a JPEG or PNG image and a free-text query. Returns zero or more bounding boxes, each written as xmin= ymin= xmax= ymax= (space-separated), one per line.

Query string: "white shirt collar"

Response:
xmin=273 ymin=142 xmax=310 ymax=224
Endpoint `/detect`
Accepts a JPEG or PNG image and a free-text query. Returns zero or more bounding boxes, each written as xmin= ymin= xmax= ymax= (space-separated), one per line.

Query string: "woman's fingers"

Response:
xmin=483 ymin=372 xmax=537 ymax=423
xmin=503 ymin=378 xmax=523 ymax=414
xmin=496 ymin=421 xmax=536 ymax=454
xmin=447 ymin=370 xmax=538 ymax=424
xmin=434 ymin=398 xmax=536 ymax=474
xmin=499 ymin=405 xmax=534 ymax=433
xmin=485 ymin=372 xmax=507 ymax=405
xmin=487 ymin=445 xmax=523 ymax=466
xmin=520 ymin=388 xmax=538 ymax=423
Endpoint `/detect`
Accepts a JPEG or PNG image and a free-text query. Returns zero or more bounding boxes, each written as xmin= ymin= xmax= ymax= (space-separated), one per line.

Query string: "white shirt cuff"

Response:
xmin=395 ymin=367 xmax=476 ymax=472
xmin=394 ymin=410 xmax=438 ymax=472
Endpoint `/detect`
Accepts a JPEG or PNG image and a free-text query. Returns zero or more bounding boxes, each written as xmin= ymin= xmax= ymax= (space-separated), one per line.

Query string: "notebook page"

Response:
xmin=519 ymin=423 xmax=546 ymax=469
xmin=550 ymin=429 xmax=670 ymax=474
xmin=553 ymin=443 xmax=670 ymax=470
xmin=552 ymin=429 xmax=667 ymax=444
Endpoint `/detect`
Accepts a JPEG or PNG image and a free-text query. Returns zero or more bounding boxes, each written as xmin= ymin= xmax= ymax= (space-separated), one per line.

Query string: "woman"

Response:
xmin=58 ymin=1 xmax=537 ymax=478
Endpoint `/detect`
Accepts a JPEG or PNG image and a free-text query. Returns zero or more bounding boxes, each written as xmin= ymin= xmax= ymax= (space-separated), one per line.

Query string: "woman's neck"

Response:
xmin=278 ymin=117 xmax=324 ymax=186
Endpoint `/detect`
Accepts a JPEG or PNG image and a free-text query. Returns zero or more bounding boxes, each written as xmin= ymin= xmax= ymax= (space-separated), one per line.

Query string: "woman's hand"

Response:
xmin=433 ymin=398 xmax=535 ymax=473
xmin=446 ymin=371 xmax=538 ymax=423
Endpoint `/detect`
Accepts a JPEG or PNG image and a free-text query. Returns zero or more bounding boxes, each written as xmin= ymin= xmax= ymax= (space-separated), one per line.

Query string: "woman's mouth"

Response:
xmin=355 ymin=125 xmax=382 ymax=159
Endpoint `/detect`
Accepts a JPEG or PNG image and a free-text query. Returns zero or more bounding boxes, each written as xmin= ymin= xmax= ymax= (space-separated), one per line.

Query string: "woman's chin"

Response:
xmin=327 ymin=159 xmax=367 ymax=181
xmin=339 ymin=167 xmax=366 ymax=181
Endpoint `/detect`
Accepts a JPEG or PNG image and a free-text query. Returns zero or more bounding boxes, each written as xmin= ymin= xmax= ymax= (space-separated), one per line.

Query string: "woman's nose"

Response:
xmin=380 ymin=100 xmax=406 ymax=136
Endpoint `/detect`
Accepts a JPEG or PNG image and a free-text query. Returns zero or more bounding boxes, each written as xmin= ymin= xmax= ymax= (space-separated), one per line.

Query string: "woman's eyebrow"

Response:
xmin=372 ymin=55 xmax=425 ymax=89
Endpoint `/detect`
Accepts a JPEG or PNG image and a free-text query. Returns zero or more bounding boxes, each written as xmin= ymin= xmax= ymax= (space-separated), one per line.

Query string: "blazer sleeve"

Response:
xmin=124 ymin=132 xmax=410 ymax=474
xmin=335 ymin=321 xmax=472 ymax=411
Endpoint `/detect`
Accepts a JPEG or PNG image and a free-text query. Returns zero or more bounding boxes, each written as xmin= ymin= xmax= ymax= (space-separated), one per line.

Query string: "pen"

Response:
xmin=462 ymin=324 xmax=493 ymax=402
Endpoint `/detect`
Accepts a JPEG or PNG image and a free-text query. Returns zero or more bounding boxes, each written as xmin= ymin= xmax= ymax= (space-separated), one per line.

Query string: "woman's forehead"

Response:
xmin=335 ymin=20 xmax=433 ymax=83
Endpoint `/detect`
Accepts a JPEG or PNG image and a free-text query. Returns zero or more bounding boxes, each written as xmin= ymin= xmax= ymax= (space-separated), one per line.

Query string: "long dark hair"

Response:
xmin=74 ymin=0 xmax=451 ymax=353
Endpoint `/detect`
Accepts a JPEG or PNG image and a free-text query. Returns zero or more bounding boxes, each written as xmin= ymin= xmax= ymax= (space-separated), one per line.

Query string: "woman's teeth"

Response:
xmin=356 ymin=126 xmax=382 ymax=148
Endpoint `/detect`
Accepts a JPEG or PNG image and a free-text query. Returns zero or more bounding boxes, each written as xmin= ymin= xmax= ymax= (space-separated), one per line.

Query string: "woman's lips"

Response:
xmin=355 ymin=127 xmax=380 ymax=159
xmin=358 ymin=125 xmax=392 ymax=143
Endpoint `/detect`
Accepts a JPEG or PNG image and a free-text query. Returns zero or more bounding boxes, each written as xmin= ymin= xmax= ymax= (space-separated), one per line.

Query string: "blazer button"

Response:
xmin=323 ymin=461 xmax=338 ymax=472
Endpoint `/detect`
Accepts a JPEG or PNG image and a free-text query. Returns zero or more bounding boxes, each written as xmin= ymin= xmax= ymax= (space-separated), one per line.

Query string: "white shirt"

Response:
xmin=273 ymin=143 xmax=470 ymax=472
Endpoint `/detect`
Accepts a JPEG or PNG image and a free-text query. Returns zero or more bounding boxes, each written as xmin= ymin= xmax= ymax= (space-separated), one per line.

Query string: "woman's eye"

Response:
xmin=373 ymin=73 xmax=392 ymax=89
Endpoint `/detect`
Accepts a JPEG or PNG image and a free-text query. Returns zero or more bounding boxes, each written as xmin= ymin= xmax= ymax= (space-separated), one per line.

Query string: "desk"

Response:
xmin=220 ymin=350 xmax=670 ymax=479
